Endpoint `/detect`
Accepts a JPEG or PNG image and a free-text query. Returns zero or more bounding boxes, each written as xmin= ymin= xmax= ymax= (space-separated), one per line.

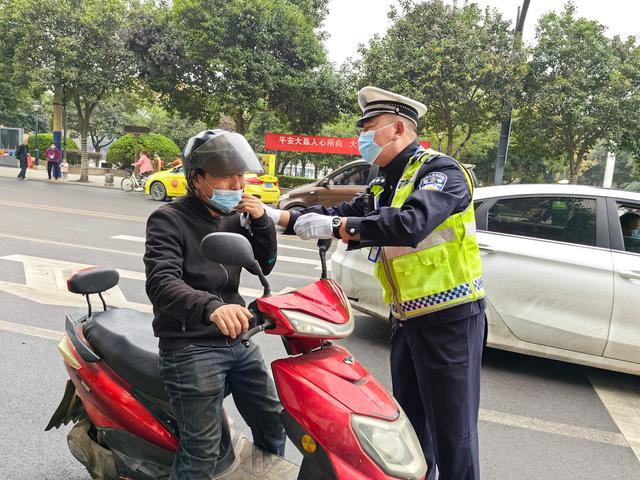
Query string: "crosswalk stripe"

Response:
xmin=586 ymin=368 xmax=640 ymax=461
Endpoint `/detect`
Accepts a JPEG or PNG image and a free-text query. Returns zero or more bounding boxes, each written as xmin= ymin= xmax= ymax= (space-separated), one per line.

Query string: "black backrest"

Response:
xmin=67 ymin=267 xmax=119 ymax=295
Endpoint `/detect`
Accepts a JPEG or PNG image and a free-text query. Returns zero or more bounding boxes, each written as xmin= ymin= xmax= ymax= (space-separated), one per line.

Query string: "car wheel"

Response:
xmin=121 ymin=177 xmax=134 ymax=192
xmin=150 ymin=181 xmax=167 ymax=201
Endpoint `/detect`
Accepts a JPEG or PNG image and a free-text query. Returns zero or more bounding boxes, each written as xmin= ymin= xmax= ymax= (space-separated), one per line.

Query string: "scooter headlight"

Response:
xmin=351 ymin=411 xmax=427 ymax=480
xmin=282 ymin=309 xmax=354 ymax=338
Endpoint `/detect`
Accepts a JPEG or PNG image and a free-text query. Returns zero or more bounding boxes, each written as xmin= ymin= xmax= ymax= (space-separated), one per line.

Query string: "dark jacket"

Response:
xmin=287 ymin=141 xmax=485 ymax=325
xmin=144 ymin=194 xmax=277 ymax=350
xmin=15 ymin=144 xmax=28 ymax=161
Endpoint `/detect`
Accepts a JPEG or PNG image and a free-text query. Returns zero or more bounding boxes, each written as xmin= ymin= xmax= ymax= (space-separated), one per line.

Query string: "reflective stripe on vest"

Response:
xmin=372 ymin=148 xmax=485 ymax=319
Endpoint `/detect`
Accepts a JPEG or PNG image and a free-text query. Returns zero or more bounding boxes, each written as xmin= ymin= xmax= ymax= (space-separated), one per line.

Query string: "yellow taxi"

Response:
xmin=145 ymin=166 xmax=280 ymax=204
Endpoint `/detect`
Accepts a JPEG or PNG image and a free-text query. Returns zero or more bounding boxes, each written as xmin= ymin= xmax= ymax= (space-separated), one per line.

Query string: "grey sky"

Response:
xmin=323 ymin=0 xmax=639 ymax=66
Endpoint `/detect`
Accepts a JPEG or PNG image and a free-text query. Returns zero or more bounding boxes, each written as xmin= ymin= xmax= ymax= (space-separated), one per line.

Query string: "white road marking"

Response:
xmin=0 ymin=255 xmax=151 ymax=313
xmin=112 ymin=234 xmax=319 ymax=254
xmin=0 ymin=320 xmax=63 ymax=341
xmin=479 ymin=408 xmax=628 ymax=447
xmin=111 ymin=234 xmax=145 ymax=243
xmin=0 ymin=233 xmax=141 ymax=257
xmin=0 ymin=233 xmax=321 ymax=268
xmin=0 ymin=200 xmax=146 ymax=222
xmin=0 ymin=255 xmax=297 ymax=312
xmin=586 ymin=368 xmax=640 ymax=461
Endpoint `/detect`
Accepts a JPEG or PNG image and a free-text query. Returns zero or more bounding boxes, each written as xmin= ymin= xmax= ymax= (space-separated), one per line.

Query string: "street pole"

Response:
xmin=493 ymin=0 xmax=530 ymax=186
xmin=32 ymin=103 xmax=41 ymax=166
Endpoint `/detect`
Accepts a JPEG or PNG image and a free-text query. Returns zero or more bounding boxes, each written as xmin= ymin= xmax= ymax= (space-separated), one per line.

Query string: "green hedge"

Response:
xmin=106 ymin=133 xmax=181 ymax=168
xmin=278 ymin=175 xmax=315 ymax=188
xmin=27 ymin=133 xmax=78 ymax=158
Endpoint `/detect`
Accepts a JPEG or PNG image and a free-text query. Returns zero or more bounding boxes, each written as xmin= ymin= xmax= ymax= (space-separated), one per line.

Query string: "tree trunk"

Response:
xmin=446 ymin=128 xmax=455 ymax=156
xmin=568 ymin=151 xmax=578 ymax=185
xmin=79 ymin=120 xmax=90 ymax=182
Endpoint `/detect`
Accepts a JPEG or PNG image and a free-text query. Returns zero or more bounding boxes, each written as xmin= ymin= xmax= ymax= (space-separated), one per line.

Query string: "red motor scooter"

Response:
xmin=46 ymin=234 xmax=427 ymax=480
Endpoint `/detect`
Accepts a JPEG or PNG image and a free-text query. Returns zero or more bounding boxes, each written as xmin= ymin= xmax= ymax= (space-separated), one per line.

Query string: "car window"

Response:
xmin=330 ymin=166 xmax=369 ymax=186
xmin=487 ymin=196 xmax=597 ymax=246
xmin=617 ymin=204 xmax=640 ymax=254
xmin=174 ymin=166 xmax=183 ymax=174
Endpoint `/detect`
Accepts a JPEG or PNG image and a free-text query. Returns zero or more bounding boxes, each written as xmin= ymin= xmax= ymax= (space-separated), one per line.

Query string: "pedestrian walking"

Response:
xmin=265 ymin=86 xmax=486 ymax=480
xmin=15 ymin=135 xmax=29 ymax=180
xmin=45 ymin=143 xmax=61 ymax=180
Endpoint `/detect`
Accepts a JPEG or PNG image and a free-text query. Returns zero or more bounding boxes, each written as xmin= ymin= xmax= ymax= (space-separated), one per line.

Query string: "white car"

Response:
xmin=331 ymin=184 xmax=640 ymax=375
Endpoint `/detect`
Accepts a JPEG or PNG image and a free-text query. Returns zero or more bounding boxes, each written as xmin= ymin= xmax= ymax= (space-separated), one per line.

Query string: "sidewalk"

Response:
xmin=0 ymin=165 xmax=118 ymax=190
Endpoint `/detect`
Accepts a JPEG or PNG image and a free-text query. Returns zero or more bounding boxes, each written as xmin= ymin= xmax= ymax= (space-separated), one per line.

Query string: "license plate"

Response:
xmin=264 ymin=183 xmax=273 ymax=188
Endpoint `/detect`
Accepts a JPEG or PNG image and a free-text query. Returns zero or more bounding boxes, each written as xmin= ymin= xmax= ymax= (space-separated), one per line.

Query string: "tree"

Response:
xmin=519 ymin=2 xmax=640 ymax=183
xmin=0 ymin=0 xmax=135 ymax=181
xmin=127 ymin=0 xmax=341 ymax=135
xmin=356 ymin=0 xmax=514 ymax=157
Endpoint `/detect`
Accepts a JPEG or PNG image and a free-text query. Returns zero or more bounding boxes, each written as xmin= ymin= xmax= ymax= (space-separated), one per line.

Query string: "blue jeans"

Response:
xmin=159 ymin=342 xmax=286 ymax=480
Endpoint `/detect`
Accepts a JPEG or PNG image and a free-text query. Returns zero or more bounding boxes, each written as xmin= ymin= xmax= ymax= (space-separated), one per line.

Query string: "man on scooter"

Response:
xmin=144 ymin=129 xmax=286 ymax=479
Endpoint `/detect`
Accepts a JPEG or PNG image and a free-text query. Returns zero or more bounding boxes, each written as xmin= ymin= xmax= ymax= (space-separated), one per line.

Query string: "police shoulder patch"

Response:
xmin=419 ymin=172 xmax=448 ymax=191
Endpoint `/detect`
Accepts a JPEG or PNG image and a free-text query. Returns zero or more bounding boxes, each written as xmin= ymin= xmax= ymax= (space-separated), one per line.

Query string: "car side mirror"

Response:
xmin=320 ymin=178 xmax=331 ymax=188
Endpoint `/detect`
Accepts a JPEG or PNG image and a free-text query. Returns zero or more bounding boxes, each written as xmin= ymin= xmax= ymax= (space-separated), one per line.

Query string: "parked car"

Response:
xmin=278 ymin=160 xmax=371 ymax=211
xmin=331 ymin=184 xmax=640 ymax=375
xmin=144 ymin=166 xmax=280 ymax=203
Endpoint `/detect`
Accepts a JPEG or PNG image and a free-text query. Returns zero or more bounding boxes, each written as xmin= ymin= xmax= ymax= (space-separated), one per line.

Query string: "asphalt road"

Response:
xmin=0 ymin=176 xmax=639 ymax=479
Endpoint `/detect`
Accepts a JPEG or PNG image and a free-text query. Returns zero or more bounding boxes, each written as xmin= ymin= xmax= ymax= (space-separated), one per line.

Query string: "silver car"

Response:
xmin=331 ymin=184 xmax=640 ymax=375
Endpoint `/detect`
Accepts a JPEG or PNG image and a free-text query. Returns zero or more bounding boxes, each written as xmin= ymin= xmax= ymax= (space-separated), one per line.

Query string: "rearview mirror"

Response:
xmin=200 ymin=232 xmax=255 ymax=270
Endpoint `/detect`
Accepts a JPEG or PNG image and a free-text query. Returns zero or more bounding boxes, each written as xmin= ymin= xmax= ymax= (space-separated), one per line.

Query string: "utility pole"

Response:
xmin=493 ymin=0 xmax=530 ymax=185
xmin=32 ymin=103 xmax=41 ymax=165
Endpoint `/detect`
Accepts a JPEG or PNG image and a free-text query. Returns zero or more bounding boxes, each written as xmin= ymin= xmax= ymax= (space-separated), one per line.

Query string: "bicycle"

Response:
xmin=121 ymin=168 xmax=147 ymax=192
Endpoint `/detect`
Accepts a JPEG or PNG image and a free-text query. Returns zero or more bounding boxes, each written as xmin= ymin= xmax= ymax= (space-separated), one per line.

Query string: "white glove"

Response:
xmin=262 ymin=204 xmax=282 ymax=224
xmin=294 ymin=213 xmax=334 ymax=240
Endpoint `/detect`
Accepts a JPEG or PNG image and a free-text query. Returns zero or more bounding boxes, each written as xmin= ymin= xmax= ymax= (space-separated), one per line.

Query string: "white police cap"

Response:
xmin=356 ymin=86 xmax=427 ymax=128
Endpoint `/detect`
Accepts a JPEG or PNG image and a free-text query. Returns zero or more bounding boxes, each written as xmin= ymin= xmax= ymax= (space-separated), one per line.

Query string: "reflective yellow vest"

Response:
xmin=372 ymin=149 xmax=484 ymax=319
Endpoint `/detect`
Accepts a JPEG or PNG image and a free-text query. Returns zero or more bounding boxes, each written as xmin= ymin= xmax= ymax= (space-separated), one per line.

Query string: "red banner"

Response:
xmin=265 ymin=132 xmax=429 ymax=155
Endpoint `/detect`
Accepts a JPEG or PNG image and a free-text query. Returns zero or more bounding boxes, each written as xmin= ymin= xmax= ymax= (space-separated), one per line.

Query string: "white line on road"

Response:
xmin=586 ymin=368 xmax=640 ymax=462
xmin=0 ymin=233 xmax=321 ymax=268
xmin=479 ymin=408 xmax=628 ymax=448
xmin=0 ymin=320 xmax=63 ymax=341
xmin=112 ymin=234 xmax=319 ymax=254
xmin=111 ymin=234 xmax=145 ymax=243
xmin=0 ymin=200 xmax=147 ymax=222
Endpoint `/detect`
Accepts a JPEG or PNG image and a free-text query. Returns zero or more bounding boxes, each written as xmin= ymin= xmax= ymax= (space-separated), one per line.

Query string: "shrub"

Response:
xmin=106 ymin=133 xmax=181 ymax=168
xmin=27 ymin=133 xmax=78 ymax=158
xmin=278 ymin=175 xmax=315 ymax=188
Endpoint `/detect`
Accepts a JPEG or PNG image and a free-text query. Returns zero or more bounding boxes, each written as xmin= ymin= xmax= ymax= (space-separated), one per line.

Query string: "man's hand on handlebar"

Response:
xmin=210 ymin=304 xmax=253 ymax=339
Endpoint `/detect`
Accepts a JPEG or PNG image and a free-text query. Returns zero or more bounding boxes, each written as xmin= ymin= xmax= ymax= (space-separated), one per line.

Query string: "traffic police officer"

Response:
xmin=264 ymin=86 xmax=485 ymax=480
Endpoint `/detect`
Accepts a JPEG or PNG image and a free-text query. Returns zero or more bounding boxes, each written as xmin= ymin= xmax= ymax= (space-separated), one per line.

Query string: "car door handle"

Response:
xmin=309 ymin=191 xmax=315 ymax=195
xmin=478 ymin=244 xmax=496 ymax=253
xmin=619 ymin=270 xmax=640 ymax=280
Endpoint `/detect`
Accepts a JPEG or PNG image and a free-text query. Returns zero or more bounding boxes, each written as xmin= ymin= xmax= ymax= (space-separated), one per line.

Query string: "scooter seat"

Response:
xmin=83 ymin=308 xmax=167 ymax=400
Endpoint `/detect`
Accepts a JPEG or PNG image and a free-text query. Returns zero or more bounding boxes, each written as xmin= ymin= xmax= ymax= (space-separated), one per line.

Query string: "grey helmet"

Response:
xmin=182 ymin=129 xmax=263 ymax=187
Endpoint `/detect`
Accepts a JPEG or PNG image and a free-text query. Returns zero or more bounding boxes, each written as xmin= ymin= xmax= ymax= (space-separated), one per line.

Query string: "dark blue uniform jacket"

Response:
xmin=288 ymin=141 xmax=485 ymax=324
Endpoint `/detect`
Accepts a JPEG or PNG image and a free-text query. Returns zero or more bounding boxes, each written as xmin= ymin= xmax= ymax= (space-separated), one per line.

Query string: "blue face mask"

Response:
xmin=203 ymin=179 xmax=243 ymax=213
xmin=358 ymin=123 xmax=397 ymax=165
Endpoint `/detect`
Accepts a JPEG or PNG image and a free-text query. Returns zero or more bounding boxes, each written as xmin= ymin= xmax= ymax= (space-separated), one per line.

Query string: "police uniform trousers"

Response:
xmin=390 ymin=310 xmax=484 ymax=480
